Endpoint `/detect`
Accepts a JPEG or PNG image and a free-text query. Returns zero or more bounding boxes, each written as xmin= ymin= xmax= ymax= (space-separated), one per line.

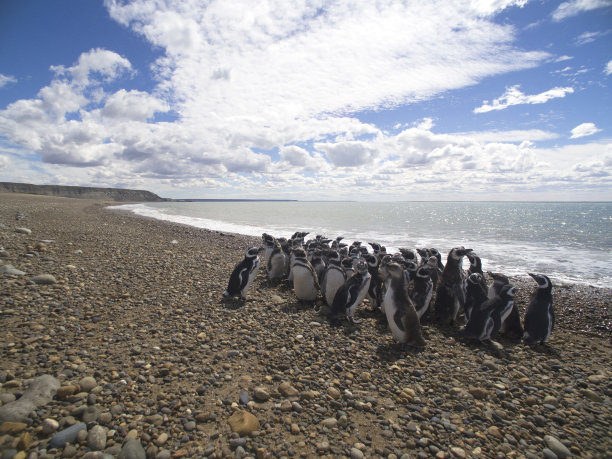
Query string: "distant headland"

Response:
xmin=0 ymin=182 xmax=168 ymax=202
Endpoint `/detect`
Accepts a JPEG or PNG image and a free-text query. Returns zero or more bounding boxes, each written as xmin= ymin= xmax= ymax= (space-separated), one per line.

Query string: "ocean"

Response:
xmin=113 ymin=201 xmax=612 ymax=288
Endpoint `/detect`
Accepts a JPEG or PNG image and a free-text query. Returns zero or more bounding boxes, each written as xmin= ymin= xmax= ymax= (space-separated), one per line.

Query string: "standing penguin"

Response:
xmin=486 ymin=272 xmax=523 ymax=338
xmin=461 ymin=283 xmax=515 ymax=343
xmin=523 ymin=273 xmax=554 ymax=345
xmin=267 ymin=240 xmax=287 ymax=282
xmin=464 ymin=273 xmax=488 ymax=324
xmin=409 ymin=266 xmax=434 ymax=321
xmin=322 ymin=251 xmax=346 ymax=307
xmin=382 ymin=263 xmax=426 ymax=349
xmin=223 ymin=247 xmax=264 ymax=300
xmin=291 ymin=248 xmax=320 ymax=303
xmin=328 ymin=260 xmax=371 ymax=324
xmin=433 ymin=247 xmax=471 ymax=325
xmin=364 ymin=254 xmax=384 ymax=311
xmin=262 ymin=233 xmax=276 ymax=267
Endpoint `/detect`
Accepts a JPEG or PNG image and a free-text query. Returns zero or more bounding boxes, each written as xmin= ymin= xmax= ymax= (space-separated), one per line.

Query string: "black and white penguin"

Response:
xmin=464 ymin=273 xmax=488 ymax=324
xmin=382 ymin=262 xmax=426 ymax=349
xmin=484 ymin=271 xmax=523 ymax=338
xmin=310 ymin=248 xmax=327 ymax=281
xmin=291 ymin=248 xmax=320 ymax=303
xmin=328 ymin=260 xmax=371 ymax=324
xmin=461 ymin=283 xmax=515 ymax=342
xmin=467 ymin=252 xmax=484 ymax=276
xmin=341 ymin=257 xmax=356 ymax=278
xmin=223 ymin=247 xmax=264 ymax=300
xmin=487 ymin=271 xmax=509 ymax=298
xmin=364 ymin=254 xmax=384 ymax=311
xmin=409 ymin=266 xmax=434 ymax=321
xmin=399 ymin=248 xmax=418 ymax=264
xmin=433 ymin=247 xmax=471 ymax=325
xmin=267 ymin=240 xmax=287 ymax=282
xmin=322 ymin=251 xmax=346 ymax=307
xmin=523 ymin=273 xmax=554 ymax=345
xmin=262 ymin=233 xmax=276 ymax=267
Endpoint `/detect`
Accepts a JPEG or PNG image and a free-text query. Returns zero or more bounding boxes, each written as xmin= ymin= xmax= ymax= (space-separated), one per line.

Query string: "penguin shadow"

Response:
xmin=524 ymin=342 xmax=562 ymax=358
xmin=220 ymin=297 xmax=249 ymax=310
xmin=281 ymin=299 xmax=319 ymax=314
xmin=375 ymin=341 xmax=425 ymax=362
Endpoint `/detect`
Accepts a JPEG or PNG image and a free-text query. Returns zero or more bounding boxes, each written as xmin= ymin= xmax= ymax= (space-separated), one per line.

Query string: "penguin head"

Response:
xmin=468 ymin=272 xmax=484 ymax=285
xmin=449 ymin=247 xmax=472 ymax=260
xmin=416 ymin=266 xmax=432 ymax=279
xmin=364 ymin=254 xmax=378 ymax=268
xmin=488 ymin=271 xmax=510 ymax=284
xmin=341 ymin=258 xmax=354 ymax=269
xmin=467 ymin=252 xmax=481 ymax=268
xmin=528 ymin=273 xmax=551 ymax=290
xmin=355 ymin=260 xmax=368 ymax=275
xmin=369 ymin=242 xmax=381 ymax=252
xmin=246 ymin=247 xmax=263 ymax=258
xmin=500 ymin=284 xmax=516 ymax=298
xmin=293 ymin=248 xmax=307 ymax=259
xmin=326 ymin=250 xmax=341 ymax=264
xmin=386 ymin=262 xmax=404 ymax=278
xmin=399 ymin=248 xmax=416 ymax=261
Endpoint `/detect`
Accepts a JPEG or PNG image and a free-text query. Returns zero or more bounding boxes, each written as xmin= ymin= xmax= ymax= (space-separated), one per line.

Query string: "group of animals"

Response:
xmin=223 ymin=232 xmax=554 ymax=350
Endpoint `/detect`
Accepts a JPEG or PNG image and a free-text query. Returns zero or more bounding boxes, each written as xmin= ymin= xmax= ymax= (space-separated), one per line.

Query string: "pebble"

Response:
xmin=15 ymin=227 xmax=32 ymax=234
xmin=79 ymin=376 xmax=97 ymax=392
xmin=544 ymin=435 xmax=573 ymax=458
xmin=87 ymin=425 xmax=107 ymax=451
xmin=42 ymin=418 xmax=60 ymax=435
xmin=29 ymin=274 xmax=58 ymax=285
xmin=49 ymin=422 xmax=87 ymax=448
xmin=253 ymin=386 xmax=270 ymax=402
xmin=0 ymin=264 xmax=25 ymax=275
xmin=118 ymin=439 xmax=146 ymax=459
xmin=350 ymin=447 xmax=365 ymax=459
xmin=228 ymin=410 xmax=260 ymax=435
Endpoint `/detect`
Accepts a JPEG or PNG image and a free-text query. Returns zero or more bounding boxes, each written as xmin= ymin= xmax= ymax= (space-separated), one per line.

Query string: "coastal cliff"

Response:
xmin=0 ymin=182 xmax=167 ymax=202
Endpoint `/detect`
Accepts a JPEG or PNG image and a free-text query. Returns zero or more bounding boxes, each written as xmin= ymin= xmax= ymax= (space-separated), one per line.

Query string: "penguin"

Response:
xmin=341 ymin=257 xmax=356 ymax=278
xmin=464 ymin=273 xmax=488 ymax=324
xmin=487 ymin=271 xmax=509 ymax=298
xmin=322 ymin=251 xmax=346 ymax=307
xmin=425 ymin=256 xmax=441 ymax=288
xmin=364 ymin=254 xmax=384 ymax=311
xmin=310 ymin=248 xmax=327 ymax=281
xmin=223 ymin=247 xmax=264 ymax=300
xmin=484 ymin=271 xmax=523 ymax=338
xmin=267 ymin=240 xmax=287 ymax=282
xmin=523 ymin=273 xmax=554 ymax=345
xmin=467 ymin=252 xmax=484 ymax=276
xmin=399 ymin=248 xmax=418 ymax=264
xmin=382 ymin=262 xmax=426 ymax=349
xmin=433 ymin=247 xmax=471 ymax=325
xmin=409 ymin=266 xmax=434 ymax=321
xmin=262 ymin=233 xmax=276 ymax=267
xmin=461 ymin=283 xmax=515 ymax=342
xmin=291 ymin=248 xmax=320 ymax=303
xmin=328 ymin=260 xmax=371 ymax=324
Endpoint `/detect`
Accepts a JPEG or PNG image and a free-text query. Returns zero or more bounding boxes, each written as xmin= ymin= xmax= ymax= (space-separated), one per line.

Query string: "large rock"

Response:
xmin=0 ymin=375 xmax=60 ymax=423
xmin=228 ymin=410 xmax=260 ymax=435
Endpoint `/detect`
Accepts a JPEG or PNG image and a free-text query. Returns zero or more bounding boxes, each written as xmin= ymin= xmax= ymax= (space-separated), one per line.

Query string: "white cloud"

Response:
xmin=0 ymin=74 xmax=17 ymax=89
xmin=315 ymin=141 xmax=378 ymax=167
xmin=552 ymin=0 xmax=612 ymax=21
xmin=605 ymin=60 xmax=612 ymax=75
xmin=50 ymin=48 xmax=132 ymax=87
xmin=570 ymin=122 xmax=602 ymax=139
xmin=100 ymin=89 xmax=169 ymax=121
xmin=452 ymin=129 xmax=559 ymax=143
xmin=474 ymin=85 xmax=574 ymax=113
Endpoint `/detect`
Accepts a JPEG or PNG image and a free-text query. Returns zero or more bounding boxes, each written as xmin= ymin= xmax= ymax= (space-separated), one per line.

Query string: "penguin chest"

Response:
xmin=241 ymin=260 xmax=260 ymax=295
xmin=346 ymin=276 xmax=371 ymax=316
xmin=292 ymin=266 xmax=318 ymax=301
xmin=324 ymin=269 xmax=345 ymax=305
xmin=383 ymin=287 xmax=406 ymax=342
xmin=268 ymin=253 xmax=286 ymax=279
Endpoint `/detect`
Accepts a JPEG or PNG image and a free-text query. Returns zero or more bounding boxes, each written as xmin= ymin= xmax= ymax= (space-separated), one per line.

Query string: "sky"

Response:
xmin=0 ymin=0 xmax=611 ymax=201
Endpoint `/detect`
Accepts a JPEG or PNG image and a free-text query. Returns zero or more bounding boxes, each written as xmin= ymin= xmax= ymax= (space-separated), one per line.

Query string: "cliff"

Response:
xmin=0 ymin=182 xmax=168 ymax=202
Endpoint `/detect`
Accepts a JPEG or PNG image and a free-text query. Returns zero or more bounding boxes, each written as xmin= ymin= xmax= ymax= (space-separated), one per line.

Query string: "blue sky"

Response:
xmin=0 ymin=0 xmax=610 ymax=200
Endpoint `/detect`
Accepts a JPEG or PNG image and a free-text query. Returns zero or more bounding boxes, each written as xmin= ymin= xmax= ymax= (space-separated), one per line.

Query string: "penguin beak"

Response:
xmin=528 ymin=272 xmax=537 ymax=280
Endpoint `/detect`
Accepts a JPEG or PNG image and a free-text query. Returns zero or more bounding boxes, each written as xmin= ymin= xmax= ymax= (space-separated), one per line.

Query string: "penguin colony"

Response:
xmin=224 ymin=232 xmax=555 ymax=350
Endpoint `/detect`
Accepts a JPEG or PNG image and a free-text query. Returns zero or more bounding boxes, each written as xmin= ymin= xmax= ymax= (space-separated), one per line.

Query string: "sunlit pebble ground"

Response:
xmin=0 ymin=194 xmax=610 ymax=459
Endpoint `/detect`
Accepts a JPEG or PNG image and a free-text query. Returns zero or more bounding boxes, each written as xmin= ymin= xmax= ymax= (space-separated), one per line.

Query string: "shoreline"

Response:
xmin=1 ymin=194 xmax=610 ymax=458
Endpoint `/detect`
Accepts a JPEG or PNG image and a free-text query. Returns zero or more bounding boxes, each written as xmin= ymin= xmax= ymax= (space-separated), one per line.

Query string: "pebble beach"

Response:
xmin=1 ymin=193 xmax=610 ymax=459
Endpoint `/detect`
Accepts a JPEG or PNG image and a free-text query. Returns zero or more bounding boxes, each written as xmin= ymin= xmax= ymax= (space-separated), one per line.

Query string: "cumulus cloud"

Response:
xmin=315 ymin=141 xmax=378 ymax=167
xmin=0 ymin=74 xmax=17 ymax=89
xmin=474 ymin=85 xmax=574 ymax=113
xmin=605 ymin=60 xmax=612 ymax=75
xmin=552 ymin=0 xmax=612 ymax=21
xmin=570 ymin=122 xmax=602 ymax=138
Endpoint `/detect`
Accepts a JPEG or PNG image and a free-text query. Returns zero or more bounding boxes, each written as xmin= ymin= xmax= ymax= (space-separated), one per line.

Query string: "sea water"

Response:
xmin=113 ymin=201 xmax=611 ymax=288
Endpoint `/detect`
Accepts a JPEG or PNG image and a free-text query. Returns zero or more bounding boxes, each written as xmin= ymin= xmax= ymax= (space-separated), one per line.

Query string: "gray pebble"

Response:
xmin=30 ymin=274 xmax=58 ymax=285
xmin=543 ymin=448 xmax=559 ymax=459
xmin=544 ymin=435 xmax=572 ymax=458
xmin=49 ymin=422 xmax=87 ymax=448
xmin=118 ymin=439 xmax=146 ymax=459
xmin=87 ymin=425 xmax=107 ymax=451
